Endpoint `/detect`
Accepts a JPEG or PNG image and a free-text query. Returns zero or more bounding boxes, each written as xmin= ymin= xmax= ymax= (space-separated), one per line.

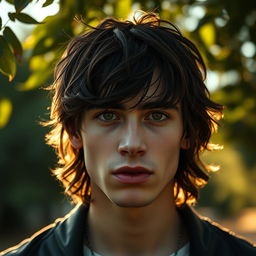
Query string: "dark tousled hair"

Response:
xmin=45 ymin=11 xmax=223 ymax=206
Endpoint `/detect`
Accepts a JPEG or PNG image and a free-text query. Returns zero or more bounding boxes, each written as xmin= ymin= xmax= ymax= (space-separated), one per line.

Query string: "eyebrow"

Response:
xmin=88 ymin=101 xmax=179 ymax=111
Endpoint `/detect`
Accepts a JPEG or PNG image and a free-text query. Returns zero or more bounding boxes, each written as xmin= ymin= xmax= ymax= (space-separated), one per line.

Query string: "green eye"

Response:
xmin=98 ymin=112 xmax=117 ymax=121
xmin=149 ymin=112 xmax=169 ymax=121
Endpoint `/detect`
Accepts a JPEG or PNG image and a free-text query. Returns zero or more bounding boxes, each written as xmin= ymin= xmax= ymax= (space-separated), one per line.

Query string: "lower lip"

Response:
xmin=113 ymin=173 xmax=152 ymax=184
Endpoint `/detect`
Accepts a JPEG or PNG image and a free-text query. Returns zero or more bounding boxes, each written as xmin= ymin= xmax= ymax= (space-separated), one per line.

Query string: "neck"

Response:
xmin=86 ymin=184 xmax=187 ymax=256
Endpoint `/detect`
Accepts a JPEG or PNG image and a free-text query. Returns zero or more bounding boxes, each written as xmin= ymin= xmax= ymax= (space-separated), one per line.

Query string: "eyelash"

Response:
xmin=95 ymin=110 xmax=170 ymax=122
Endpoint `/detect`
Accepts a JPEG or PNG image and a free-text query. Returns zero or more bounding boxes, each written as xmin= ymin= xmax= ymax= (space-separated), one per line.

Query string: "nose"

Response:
xmin=118 ymin=121 xmax=146 ymax=157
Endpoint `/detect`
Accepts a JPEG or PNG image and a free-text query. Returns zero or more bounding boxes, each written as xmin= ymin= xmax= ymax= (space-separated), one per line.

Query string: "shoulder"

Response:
xmin=0 ymin=204 xmax=87 ymax=256
xmin=201 ymin=215 xmax=256 ymax=254
xmin=0 ymin=223 xmax=58 ymax=256
xmin=179 ymin=205 xmax=256 ymax=256
xmin=0 ymin=216 xmax=66 ymax=256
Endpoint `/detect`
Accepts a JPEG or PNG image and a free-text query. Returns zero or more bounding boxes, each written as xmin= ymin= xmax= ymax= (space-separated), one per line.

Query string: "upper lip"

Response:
xmin=112 ymin=166 xmax=153 ymax=174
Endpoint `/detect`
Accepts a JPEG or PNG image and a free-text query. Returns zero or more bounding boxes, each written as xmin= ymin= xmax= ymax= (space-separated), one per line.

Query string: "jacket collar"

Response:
xmin=53 ymin=204 xmax=88 ymax=255
xmin=179 ymin=205 xmax=210 ymax=256
xmin=55 ymin=203 xmax=210 ymax=256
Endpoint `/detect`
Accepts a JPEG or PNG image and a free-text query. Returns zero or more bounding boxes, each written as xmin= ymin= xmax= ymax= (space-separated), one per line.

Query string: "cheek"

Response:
xmin=150 ymin=126 xmax=183 ymax=152
xmin=81 ymin=127 xmax=116 ymax=174
xmin=82 ymin=136 xmax=97 ymax=171
xmin=150 ymin=128 xmax=183 ymax=171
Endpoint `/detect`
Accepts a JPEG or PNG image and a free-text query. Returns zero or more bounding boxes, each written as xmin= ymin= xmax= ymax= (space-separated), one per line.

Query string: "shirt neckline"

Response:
xmin=83 ymin=242 xmax=190 ymax=256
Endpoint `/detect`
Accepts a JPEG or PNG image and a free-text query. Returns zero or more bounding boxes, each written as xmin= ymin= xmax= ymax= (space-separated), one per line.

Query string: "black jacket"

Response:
xmin=1 ymin=204 xmax=255 ymax=256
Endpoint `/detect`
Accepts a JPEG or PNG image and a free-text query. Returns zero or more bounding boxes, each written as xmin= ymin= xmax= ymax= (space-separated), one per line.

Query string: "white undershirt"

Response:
xmin=83 ymin=242 xmax=190 ymax=256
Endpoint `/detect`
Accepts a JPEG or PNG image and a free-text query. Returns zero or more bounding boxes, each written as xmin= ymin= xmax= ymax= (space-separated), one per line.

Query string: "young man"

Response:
xmin=1 ymin=11 xmax=255 ymax=256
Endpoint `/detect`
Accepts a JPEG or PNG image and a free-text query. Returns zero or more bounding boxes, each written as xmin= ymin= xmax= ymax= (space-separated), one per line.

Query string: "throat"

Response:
xmin=85 ymin=203 xmax=187 ymax=256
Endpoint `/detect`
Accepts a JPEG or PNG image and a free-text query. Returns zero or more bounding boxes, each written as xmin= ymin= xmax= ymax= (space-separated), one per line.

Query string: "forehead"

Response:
xmin=120 ymin=78 xmax=168 ymax=109
xmin=97 ymin=99 xmax=179 ymax=111
xmin=81 ymin=66 xmax=183 ymax=113
xmin=88 ymin=76 xmax=179 ymax=111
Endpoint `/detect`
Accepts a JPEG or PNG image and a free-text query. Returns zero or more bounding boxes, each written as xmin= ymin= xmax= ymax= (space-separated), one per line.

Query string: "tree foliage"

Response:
xmin=0 ymin=0 xmax=255 ymax=215
xmin=0 ymin=0 xmax=255 ymax=147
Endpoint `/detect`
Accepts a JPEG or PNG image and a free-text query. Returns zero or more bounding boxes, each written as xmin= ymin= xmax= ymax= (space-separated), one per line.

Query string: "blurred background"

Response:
xmin=0 ymin=0 xmax=256 ymax=250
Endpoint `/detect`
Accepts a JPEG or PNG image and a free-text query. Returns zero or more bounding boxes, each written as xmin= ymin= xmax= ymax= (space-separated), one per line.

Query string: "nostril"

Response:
xmin=118 ymin=147 xmax=145 ymax=157
xmin=118 ymin=130 xmax=146 ymax=156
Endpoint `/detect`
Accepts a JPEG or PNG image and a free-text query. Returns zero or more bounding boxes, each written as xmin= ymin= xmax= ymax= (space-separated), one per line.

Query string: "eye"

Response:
xmin=96 ymin=111 xmax=119 ymax=122
xmin=147 ymin=111 xmax=169 ymax=121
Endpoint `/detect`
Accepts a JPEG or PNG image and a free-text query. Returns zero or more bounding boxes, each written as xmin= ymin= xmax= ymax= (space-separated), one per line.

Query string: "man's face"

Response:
xmin=72 ymin=86 xmax=187 ymax=208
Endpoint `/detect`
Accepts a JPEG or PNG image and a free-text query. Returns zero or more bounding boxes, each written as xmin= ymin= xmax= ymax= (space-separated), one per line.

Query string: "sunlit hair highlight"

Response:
xmin=44 ymin=11 xmax=223 ymax=206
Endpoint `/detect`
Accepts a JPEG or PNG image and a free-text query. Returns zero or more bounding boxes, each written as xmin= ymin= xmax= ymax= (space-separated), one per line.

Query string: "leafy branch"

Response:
xmin=0 ymin=0 xmax=52 ymax=81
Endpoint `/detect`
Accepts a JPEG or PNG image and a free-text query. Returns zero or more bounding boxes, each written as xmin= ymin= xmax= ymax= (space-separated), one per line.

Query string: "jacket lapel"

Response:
xmin=179 ymin=205 xmax=211 ymax=256
xmin=52 ymin=204 xmax=88 ymax=256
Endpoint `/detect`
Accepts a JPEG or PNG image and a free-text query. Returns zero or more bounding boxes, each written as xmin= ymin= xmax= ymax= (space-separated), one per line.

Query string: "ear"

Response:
xmin=181 ymin=136 xmax=190 ymax=150
xmin=69 ymin=134 xmax=83 ymax=149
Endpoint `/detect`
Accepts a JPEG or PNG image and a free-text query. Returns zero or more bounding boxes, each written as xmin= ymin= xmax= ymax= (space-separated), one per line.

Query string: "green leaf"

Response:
xmin=16 ymin=13 xmax=41 ymax=24
xmin=29 ymin=14 xmax=72 ymax=56
xmin=32 ymin=36 xmax=56 ymax=56
xmin=3 ymin=27 xmax=23 ymax=63
xmin=0 ymin=36 xmax=16 ymax=81
xmin=14 ymin=0 xmax=32 ymax=13
xmin=115 ymin=0 xmax=131 ymax=18
xmin=8 ymin=12 xmax=16 ymax=22
xmin=42 ymin=0 xmax=54 ymax=7
xmin=5 ymin=0 xmax=14 ymax=4
xmin=0 ymin=98 xmax=13 ymax=128
xmin=18 ymin=69 xmax=52 ymax=90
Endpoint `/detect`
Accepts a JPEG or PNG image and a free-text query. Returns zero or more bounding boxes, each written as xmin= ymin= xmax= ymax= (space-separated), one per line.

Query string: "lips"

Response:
xmin=112 ymin=166 xmax=153 ymax=184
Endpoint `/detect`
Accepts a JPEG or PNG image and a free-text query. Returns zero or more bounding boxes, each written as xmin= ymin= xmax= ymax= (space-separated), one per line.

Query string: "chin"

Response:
xmin=110 ymin=196 xmax=155 ymax=208
xmin=115 ymin=201 xmax=153 ymax=208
